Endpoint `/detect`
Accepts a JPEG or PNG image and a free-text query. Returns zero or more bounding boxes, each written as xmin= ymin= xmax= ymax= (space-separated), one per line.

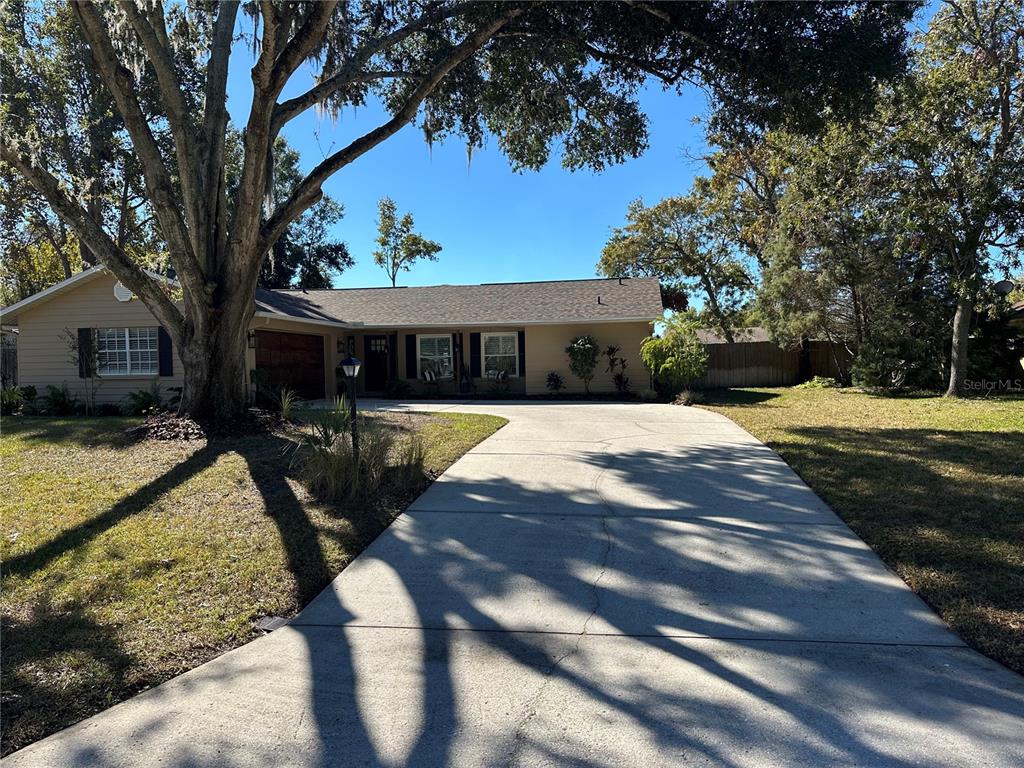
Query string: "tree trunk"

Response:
xmin=945 ymin=291 xmax=973 ymax=397
xmin=176 ymin=282 xmax=255 ymax=420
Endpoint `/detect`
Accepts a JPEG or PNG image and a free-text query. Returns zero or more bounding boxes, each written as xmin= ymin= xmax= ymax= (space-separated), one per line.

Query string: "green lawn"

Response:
xmin=700 ymin=388 xmax=1023 ymax=674
xmin=0 ymin=410 xmax=505 ymax=755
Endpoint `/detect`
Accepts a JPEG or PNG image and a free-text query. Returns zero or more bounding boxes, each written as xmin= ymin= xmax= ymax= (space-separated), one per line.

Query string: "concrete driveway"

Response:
xmin=5 ymin=402 xmax=1023 ymax=767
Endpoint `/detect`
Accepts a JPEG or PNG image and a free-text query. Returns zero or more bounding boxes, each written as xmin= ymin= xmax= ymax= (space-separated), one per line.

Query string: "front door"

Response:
xmin=363 ymin=335 xmax=389 ymax=392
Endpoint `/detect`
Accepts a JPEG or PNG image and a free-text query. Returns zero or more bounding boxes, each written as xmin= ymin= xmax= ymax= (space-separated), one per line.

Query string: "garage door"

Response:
xmin=254 ymin=330 xmax=325 ymax=400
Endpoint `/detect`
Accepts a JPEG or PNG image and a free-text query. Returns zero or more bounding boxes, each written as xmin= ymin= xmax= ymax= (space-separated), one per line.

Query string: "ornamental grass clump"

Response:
xmin=296 ymin=399 xmax=427 ymax=502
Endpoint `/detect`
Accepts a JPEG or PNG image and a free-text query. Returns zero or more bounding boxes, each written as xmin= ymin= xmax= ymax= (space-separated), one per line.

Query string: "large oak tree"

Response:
xmin=0 ymin=0 xmax=913 ymax=417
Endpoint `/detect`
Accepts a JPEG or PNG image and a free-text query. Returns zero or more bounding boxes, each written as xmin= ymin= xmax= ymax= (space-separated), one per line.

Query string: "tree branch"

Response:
xmin=201 ymin=0 xmax=239 ymax=165
xmin=118 ymin=0 xmax=201 ymax=241
xmin=271 ymin=2 xmax=466 ymax=133
xmin=269 ymin=1 xmax=338 ymax=94
xmin=70 ymin=1 xmax=205 ymax=301
xmin=199 ymin=0 xmax=240 ymax=273
xmin=261 ymin=7 xmax=524 ymax=253
xmin=1 ymin=137 xmax=184 ymax=337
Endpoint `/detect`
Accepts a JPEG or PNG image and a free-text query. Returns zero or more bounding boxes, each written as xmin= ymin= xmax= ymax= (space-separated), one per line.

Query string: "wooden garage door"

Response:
xmin=254 ymin=330 xmax=325 ymax=399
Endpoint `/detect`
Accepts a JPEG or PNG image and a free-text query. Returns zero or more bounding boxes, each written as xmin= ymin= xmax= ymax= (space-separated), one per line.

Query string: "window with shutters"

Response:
xmin=96 ymin=327 xmax=158 ymax=375
xmin=417 ymin=334 xmax=453 ymax=378
xmin=482 ymin=332 xmax=518 ymax=377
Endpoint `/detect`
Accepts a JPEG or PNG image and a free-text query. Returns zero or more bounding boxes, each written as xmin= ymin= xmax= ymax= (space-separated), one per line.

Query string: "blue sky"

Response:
xmin=226 ymin=57 xmax=710 ymax=289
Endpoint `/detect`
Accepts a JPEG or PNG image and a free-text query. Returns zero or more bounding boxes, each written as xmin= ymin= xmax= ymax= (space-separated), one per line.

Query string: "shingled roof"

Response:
xmin=254 ymin=277 xmax=663 ymax=328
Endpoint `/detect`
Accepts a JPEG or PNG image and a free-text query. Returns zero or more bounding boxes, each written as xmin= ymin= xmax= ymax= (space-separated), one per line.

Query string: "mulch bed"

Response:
xmin=126 ymin=409 xmax=286 ymax=441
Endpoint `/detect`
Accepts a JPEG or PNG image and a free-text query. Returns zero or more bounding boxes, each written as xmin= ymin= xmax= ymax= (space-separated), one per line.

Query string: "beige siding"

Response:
xmin=524 ymin=321 xmax=652 ymax=394
xmin=13 ymin=274 xmax=184 ymax=404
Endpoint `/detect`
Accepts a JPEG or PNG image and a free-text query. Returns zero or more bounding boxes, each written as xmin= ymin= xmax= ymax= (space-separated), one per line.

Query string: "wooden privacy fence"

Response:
xmin=693 ymin=340 xmax=847 ymax=389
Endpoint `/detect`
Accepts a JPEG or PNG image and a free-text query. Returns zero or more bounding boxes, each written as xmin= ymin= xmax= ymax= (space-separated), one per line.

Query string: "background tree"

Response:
xmin=1 ymin=1 xmax=914 ymax=417
xmin=890 ymin=0 xmax=1023 ymax=396
xmin=1 ymin=0 xmax=157 ymax=272
xmin=372 ymin=197 xmax=441 ymax=288
xmin=757 ymin=123 xmax=950 ymax=387
xmin=600 ymin=195 xmax=753 ymax=342
xmin=256 ymin=140 xmax=352 ymax=289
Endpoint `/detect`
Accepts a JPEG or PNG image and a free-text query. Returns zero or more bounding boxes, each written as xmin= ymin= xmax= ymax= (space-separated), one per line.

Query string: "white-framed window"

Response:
xmin=96 ymin=327 xmax=159 ymax=376
xmin=417 ymin=334 xmax=453 ymax=379
xmin=482 ymin=332 xmax=518 ymax=378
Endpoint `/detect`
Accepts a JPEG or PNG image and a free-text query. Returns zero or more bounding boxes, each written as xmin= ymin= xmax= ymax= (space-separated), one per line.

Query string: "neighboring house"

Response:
xmin=0 ymin=268 xmax=662 ymax=403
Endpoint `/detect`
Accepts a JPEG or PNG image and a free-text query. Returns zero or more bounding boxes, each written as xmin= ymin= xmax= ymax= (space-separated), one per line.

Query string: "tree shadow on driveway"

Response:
xmin=9 ymin=431 xmax=1024 ymax=767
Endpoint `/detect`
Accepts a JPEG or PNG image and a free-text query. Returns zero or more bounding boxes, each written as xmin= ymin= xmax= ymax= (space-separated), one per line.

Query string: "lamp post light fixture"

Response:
xmin=338 ymin=355 xmax=362 ymax=465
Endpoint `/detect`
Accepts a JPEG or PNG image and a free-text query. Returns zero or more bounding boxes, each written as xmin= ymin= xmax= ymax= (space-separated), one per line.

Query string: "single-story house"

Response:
xmin=0 ymin=267 xmax=663 ymax=403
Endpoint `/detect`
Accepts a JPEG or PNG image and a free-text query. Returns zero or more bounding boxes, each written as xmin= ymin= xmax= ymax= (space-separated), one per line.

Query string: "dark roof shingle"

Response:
xmin=254 ymin=277 xmax=663 ymax=327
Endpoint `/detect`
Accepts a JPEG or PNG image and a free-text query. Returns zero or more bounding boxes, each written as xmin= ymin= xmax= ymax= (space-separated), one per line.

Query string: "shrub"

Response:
xmin=125 ymin=382 xmax=163 ymax=416
xmin=673 ymin=389 xmax=705 ymax=406
xmin=546 ymin=371 xmax=565 ymax=392
xmin=17 ymin=385 xmax=40 ymax=415
xmin=604 ymin=344 xmax=630 ymax=393
xmin=94 ymin=403 xmax=124 ymax=416
xmin=1 ymin=386 xmax=23 ymax=416
xmin=385 ymin=377 xmax=412 ymax=398
xmin=42 ymin=384 xmax=78 ymax=416
xmin=796 ymin=376 xmax=840 ymax=390
xmin=487 ymin=371 xmax=510 ymax=395
xmin=276 ymin=387 xmax=300 ymax=421
xmin=565 ymin=335 xmax=600 ymax=393
xmin=640 ymin=314 xmax=708 ymax=397
xmin=640 ymin=388 xmax=659 ymax=402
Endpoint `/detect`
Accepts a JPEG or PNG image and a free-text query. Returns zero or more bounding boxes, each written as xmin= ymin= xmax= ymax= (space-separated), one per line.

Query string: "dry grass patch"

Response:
xmin=0 ymin=410 xmax=505 ymax=755
xmin=700 ymin=388 xmax=1023 ymax=674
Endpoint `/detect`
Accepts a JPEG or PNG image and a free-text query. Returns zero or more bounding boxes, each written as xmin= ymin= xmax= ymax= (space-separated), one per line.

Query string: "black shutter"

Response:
xmin=77 ymin=328 xmax=92 ymax=378
xmin=470 ymin=332 xmax=481 ymax=378
xmin=158 ymin=327 xmax=173 ymax=376
xmin=452 ymin=333 xmax=459 ymax=377
xmin=388 ymin=332 xmax=398 ymax=380
xmin=517 ymin=330 xmax=526 ymax=376
xmin=405 ymin=334 xmax=417 ymax=380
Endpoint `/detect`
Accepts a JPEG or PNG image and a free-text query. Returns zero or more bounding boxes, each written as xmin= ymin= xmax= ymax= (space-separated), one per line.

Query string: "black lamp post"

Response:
xmin=338 ymin=355 xmax=362 ymax=464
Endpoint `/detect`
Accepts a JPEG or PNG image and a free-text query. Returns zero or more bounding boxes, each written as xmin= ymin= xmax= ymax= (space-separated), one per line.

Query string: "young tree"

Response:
xmin=0 ymin=1 xmax=913 ymax=417
xmin=599 ymin=195 xmax=753 ymax=342
xmin=373 ymin=197 xmax=441 ymax=288
xmin=565 ymin=335 xmax=601 ymax=394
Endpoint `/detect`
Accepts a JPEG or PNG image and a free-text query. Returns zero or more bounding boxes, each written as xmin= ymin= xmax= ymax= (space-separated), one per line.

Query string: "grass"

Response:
xmin=0 ymin=410 xmax=505 ymax=755
xmin=700 ymin=387 xmax=1023 ymax=674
